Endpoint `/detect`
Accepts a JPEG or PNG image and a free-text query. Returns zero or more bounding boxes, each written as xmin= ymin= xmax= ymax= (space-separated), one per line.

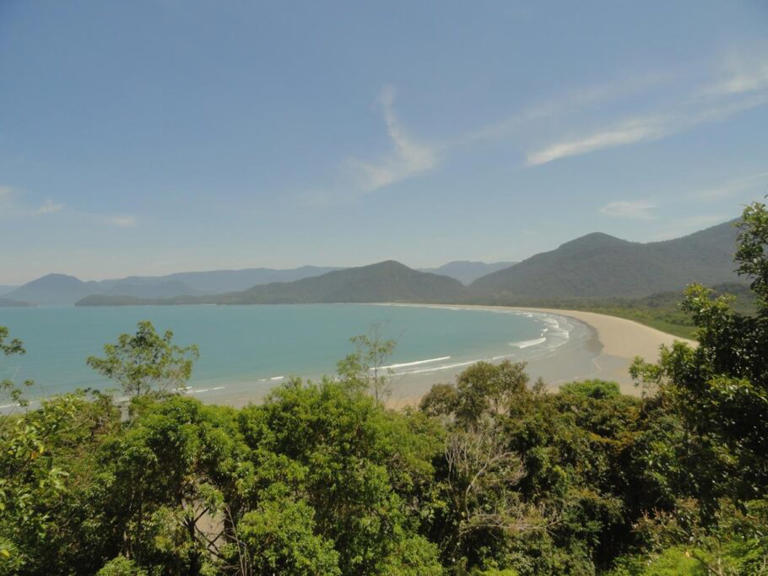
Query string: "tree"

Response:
xmin=632 ymin=200 xmax=768 ymax=510
xmin=237 ymin=491 xmax=341 ymax=576
xmin=87 ymin=321 xmax=199 ymax=397
xmin=420 ymin=361 xmax=530 ymax=426
xmin=336 ymin=325 xmax=396 ymax=404
xmin=0 ymin=326 xmax=33 ymax=408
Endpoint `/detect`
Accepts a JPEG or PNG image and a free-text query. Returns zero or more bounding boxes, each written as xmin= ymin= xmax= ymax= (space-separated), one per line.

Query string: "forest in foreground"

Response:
xmin=1 ymin=202 xmax=767 ymax=576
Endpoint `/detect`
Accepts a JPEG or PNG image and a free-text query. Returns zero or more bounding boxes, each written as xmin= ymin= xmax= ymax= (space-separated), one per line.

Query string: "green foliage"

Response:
xmin=736 ymin=201 xmax=768 ymax=307
xmin=96 ymin=556 xmax=148 ymax=576
xmin=560 ymin=380 xmax=620 ymax=399
xmin=238 ymin=494 xmax=340 ymax=576
xmin=87 ymin=320 xmax=199 ymax=397
xmin=4 ymin=205 xmax=768 ymax=576
xmin=0 ymin=326 xmax=33 ymax=407
xmin=420 ymin=360 xmax=530 ymax=425
xmin=632 ymin=202 xmax=768 ymax=512
xmin=336 ymin=326 xmax=396 ymax=403
xmin=608 ymin=501 xmax=768 ymax=576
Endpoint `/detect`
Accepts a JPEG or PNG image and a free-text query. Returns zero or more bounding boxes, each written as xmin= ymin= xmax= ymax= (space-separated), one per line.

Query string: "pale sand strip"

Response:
xmin=511 ymin=307 xmax=697 ymax=361
xmin=382 ymin=304 xmax=697 ymax=406
xmin=204 ymin=304 xmax=696 ymax=409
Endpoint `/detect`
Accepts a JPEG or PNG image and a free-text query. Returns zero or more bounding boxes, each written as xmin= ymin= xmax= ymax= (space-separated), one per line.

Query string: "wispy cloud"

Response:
xmin=524 ymin=51 xmax=768 ymax=166
xmin=345 ymin=85 xmax=437 ymax=193
xmin=36 ymin=199 xmax=64 ymax=214
xmin=467 ymin=71 xmax=670 ymax=144
xmin=689 ymin=171 xmax=768 ymax=200
xmin=703 ymin=51 xmax=768 ymax=97
xmin=527 ymin=92 xmax=768 ymax=166
xmin=600 ymin=200 xmax=656 ymax=220
xmin=0 ymin=186 xmax=60 ymax=218
xmin=107 ymin=215 xmax=137 ymax=228
xmin=528 ymin=115 xmax=668 ymax=166
xmin=0 ymin=184 xmax=137 ymax=228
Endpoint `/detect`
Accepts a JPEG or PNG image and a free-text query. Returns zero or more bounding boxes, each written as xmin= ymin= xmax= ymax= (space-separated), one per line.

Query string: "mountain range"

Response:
xmin=4 ymin=219 xmax=745 ymax=308
xmin=470 ymin=219 xmax=741 ymax=301
xmin=3 ymin=266 xmax=340 ymax=306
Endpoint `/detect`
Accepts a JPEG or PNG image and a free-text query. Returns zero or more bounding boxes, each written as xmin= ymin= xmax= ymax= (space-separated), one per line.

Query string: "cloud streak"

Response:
xmin=106 ymin=215 xmax=137 ymax=228
xmin=0 ymin=184 xmax=137 ymax=228
xmin=600 ymin=200 xmax=656 ymax=220
xmin=345 ymin=86 xmax=437 ymax=193
xmin=527 ymin=93 xmax=768 ymax=166
xmin=36 ymin=199 xmax=64 ymax=214
xmin=467 ymin=71 xmax=670 ymax=144
xmin=528 ymin=116 xmax=668 ymax=166
xmin=689 ymin=171 xmax=768 ymax=200
xmin=525 ymin=52 xmax=768 ymax=166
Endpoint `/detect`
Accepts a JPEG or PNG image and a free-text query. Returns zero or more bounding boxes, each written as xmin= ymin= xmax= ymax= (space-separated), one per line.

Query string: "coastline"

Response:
xmin=3 ymin=303 xmax=696 ymax=413
xmin=380 ymin=303 xmax=696 ymax=406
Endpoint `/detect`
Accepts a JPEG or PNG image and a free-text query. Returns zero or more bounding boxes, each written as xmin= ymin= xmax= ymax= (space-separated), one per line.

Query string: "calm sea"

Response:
xmin=0 ymin=304 xmax=587 ymax=404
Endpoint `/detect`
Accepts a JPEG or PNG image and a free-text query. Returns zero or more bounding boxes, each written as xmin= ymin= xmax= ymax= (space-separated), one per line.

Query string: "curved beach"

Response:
xmin=385 ymin=304 xmax=696 ymax=406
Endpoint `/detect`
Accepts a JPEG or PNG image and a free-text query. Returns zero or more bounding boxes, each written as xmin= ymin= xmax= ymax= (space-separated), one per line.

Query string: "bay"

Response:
xmin=0 ymin=304 xmax=586 ymax=404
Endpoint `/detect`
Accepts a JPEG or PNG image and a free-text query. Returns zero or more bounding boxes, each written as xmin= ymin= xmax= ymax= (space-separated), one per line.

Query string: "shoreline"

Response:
xmin=203 ymin=303 xmax=695 ymax=409
xmin=4 ymin=303 xmax=696 ymax=413
xmin=379 ymin=303 xmax=696 ymax=405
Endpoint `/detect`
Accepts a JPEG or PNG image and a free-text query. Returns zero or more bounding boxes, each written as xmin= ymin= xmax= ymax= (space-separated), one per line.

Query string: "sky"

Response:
xmin=1 ymin=1 xmax=768 ymax=284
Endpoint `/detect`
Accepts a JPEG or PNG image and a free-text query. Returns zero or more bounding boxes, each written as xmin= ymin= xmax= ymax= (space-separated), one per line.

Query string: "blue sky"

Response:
xmin=1 ymin=1 xmax=767 ymax=284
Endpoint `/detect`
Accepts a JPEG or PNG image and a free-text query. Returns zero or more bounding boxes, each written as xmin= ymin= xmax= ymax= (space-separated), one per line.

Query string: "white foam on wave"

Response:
xmin=381 ymin=356 xmax=451 ymax=370
xmin=408 ymin=360 xmax=477 ymax=375
xmin=270 ymin=376 xmax=285 ymax=381
xmin=511 ymin=337 xmax=547 ymax=349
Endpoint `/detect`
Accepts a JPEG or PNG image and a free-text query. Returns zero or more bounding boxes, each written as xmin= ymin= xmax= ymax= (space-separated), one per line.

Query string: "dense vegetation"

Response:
xmin=2 ymin=203 xmax=767 ymax=574
xmin=470 ymin=220 xmax=741 ymax=300
xmin=76 ymin=261 xmax=468 ymax=306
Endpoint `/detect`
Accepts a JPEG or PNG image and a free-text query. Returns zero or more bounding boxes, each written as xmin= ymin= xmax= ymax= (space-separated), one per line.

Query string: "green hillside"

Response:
xmin=470 ymin=220 xmax=742 ymax=300
xmin=77 ymin=261 xmax=467 ymax=306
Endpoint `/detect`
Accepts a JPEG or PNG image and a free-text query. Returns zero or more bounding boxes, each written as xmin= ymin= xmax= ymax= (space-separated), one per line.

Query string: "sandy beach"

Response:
xmin=383 ymin=304 xmax=696 ymax=407
xmin=176 ymin=303 xmax=696 ymax=410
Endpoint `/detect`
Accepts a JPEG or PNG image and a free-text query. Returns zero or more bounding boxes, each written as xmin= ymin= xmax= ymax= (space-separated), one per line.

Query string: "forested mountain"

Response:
xmin=8 ymin=266 xmax=339 ymax=306
xmin=143 ymin=265 xmax=340 ymax=293
xmin=419 ymin=260 xmax=517 ymax=284
xmin=216 ymin=260 xmax=466 ymax=304
xmin=5 ymin=274 xmax=103 ymax=306
xmin=78 ymin=261 xmax=467 ymax=305
xmin=470 ymin=220 xmax=742 ymax=300
xmin=18 ymin=219 xmax=746 ymax=307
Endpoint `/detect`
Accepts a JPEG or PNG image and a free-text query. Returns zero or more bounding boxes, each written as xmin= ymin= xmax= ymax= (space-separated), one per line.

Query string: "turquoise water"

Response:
xmin=0 ymin=304 xmax=581 ymax=403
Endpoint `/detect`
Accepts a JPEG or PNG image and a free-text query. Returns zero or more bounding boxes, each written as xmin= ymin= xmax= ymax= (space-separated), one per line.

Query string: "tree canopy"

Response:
xmin=86 ymin=321 xmax=199 ymax=397
xmin=2 ymin=202 xmax=768 ymax=575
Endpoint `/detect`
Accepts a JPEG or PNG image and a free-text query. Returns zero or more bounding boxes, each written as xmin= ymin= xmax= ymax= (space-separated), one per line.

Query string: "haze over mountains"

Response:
xmin=4 ymin=219 xmax=744 ymax=308
xmin=418 ymin=261 xmax=517 ymax=285
xmin=4 ymin=266 xmax=340 ymax=306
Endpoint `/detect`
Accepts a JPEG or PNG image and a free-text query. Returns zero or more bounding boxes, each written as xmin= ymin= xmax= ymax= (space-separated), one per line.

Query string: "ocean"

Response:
xmin=0 ymin=304 xmax=597 ymax=406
